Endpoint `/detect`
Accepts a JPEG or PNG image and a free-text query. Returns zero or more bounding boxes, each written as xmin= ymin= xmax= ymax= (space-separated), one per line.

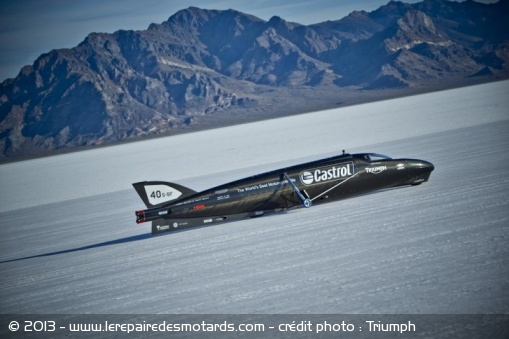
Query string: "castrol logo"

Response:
xmin=300 ymin=163 xmax=354 ymax=185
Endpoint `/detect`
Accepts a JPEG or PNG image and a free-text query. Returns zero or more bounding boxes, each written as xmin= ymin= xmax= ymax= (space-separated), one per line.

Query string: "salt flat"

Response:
xmin=0 ymin=81 xmax=508 ymax=319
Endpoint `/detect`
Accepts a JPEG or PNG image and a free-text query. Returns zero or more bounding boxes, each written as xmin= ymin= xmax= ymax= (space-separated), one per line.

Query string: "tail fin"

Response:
xmin=132 ymin=181 xmax=197 ymax=208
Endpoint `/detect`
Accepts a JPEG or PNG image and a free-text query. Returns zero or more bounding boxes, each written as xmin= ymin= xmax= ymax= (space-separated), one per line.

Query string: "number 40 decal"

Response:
xmin=144 ymin=184 xmax=182 ymax=205
xmin=151 ymin=190 xmax=172 ymax=199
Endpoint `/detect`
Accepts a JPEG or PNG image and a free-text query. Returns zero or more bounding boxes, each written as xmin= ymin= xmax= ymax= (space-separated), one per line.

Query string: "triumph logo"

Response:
xmin=156 ymin=225 xmax=170 ymax=231
xmin=300 ymin=163 xmax=353 ymax=185
xmin=366 ymin=166 xmax=387 ymax=174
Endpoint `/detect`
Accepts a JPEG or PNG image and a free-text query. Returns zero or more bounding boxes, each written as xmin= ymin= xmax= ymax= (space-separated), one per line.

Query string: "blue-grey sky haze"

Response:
xmin=0 ymin=0 xmax=499 ymax=82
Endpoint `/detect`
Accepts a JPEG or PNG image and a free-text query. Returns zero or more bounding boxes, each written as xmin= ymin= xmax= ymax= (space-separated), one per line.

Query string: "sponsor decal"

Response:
xmin=193 ymin=204 xmax=206 ymax=210
xmin=300 ymin=163 xmax=354 ymax=185
xmin=300 ymin=171 xmax=314 ymax=185
xmin=158 ymin=210 xmax=168 ymax=216
xmin=171 ymin=222 xmax=188 ymax=228
xmin=366 ymin=166 xmax=387 ymax=174
xmin=175 ymin=196 xmax=209 ymax=207
xmin=237 ymin=179 xmax=297 ymax=193
xmin=397 ymin=163 xmax=405 ymax=170
xmin=156 ymin=225 xmax=170 ymax=231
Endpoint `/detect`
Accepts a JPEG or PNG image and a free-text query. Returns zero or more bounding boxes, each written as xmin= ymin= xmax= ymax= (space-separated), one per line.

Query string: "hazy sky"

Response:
xmin=0 ymin=0 xmax=500 ymax=82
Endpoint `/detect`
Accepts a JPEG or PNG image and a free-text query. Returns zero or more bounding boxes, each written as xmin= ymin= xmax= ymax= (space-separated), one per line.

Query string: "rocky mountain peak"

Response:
xmin=267 ymin=15 xmax=302 ymax=31
xmin=385 ymin=10 xmax=449 ymax=52
xmin=166 ymin=6 xmax=216 ymax=27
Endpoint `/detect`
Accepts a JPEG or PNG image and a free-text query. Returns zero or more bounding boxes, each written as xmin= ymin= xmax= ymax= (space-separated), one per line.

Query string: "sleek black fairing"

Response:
xmin=133 ymin=152 xmax=434 ymax=234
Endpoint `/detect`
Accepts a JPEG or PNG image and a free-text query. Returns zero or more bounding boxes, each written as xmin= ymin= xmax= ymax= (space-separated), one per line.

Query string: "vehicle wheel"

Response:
xmin=303 ymin=199 xmax=312 ymax=208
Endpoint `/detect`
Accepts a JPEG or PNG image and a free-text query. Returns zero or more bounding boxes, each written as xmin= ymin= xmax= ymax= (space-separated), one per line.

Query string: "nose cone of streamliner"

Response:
xmin=405 ymin=159 xmax=434 ymax=185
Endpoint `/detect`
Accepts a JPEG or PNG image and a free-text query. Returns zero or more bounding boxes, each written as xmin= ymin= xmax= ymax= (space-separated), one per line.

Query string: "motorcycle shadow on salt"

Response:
xmin=0 ymin=232 xmax=153 ymax=264
xmin=0 ymin=212 xmax=285 ymax=264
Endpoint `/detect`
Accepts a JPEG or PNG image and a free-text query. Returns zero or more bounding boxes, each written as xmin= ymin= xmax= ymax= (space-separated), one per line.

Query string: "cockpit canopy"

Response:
xmin=356 ymin=153 xmax=392 ymax=162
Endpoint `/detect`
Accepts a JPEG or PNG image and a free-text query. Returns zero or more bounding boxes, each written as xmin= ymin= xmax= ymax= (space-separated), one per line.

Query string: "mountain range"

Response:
xmin=1 ymin=0 xmax=508 ymax=161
